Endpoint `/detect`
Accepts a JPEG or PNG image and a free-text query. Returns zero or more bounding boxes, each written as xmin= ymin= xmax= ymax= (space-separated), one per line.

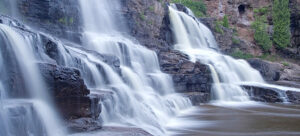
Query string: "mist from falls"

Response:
xmin=168 ymin=5 xmax=265 ymax=102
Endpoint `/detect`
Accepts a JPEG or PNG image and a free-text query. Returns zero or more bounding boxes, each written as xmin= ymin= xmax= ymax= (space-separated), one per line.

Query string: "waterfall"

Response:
xmin=168 ymin=5 xmax=265 ymax=102
xmin=0 ymin=24 xmax=66 ymax=136
xmin=33 ymin=0 xmax=192 ymax=135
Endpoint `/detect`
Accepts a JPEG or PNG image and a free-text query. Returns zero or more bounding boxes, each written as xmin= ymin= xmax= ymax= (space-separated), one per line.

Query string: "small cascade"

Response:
xmin=169 ymin=5 xmax=265 ymax=102
xmin=0 ymin=24 xmax=66 ymax=136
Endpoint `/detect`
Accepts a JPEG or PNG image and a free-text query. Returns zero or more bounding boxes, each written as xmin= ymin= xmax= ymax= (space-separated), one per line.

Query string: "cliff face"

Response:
xmin=18 ymin=0 xmax=82 ymax=43
xmin=204 ymin=0 xmax=300 ymax=58
xmin=204 ymin=0 xmax=273 ymax=55
xmin=289 ymin=0 xmax=300 ymax=52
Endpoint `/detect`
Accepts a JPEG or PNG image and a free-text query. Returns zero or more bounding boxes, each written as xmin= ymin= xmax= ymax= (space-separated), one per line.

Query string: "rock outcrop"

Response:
xmin=38 ymin=63 xmax=89 ymax=97
xmin=159 ymin=50 xmax=212 ymax=103
xmin=122 ymin=0 xmax=172 ymax=51
xmin=242 ymin=85 xmax=300 ymax=104
xmin=242 ymin=85 xmax=284 ymax=103
xmin=17 ymin=0 xmax=82 ymax=43
xmin=247 ymin=58 xmax=281 ymax=81
xmin=289 ymin=0 xmax=300 ymax=50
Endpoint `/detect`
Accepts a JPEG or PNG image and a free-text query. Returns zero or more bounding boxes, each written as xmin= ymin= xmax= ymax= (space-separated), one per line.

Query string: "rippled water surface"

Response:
xmin=167 ymin=102 xmax=300 ymax=136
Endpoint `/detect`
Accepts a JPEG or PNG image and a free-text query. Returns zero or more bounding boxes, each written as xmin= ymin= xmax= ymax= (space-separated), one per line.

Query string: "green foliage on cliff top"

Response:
xmin=272 ymin=0 xmax=291 ymax=48
xmin=171 ymin=0 xmax=206 ymax=17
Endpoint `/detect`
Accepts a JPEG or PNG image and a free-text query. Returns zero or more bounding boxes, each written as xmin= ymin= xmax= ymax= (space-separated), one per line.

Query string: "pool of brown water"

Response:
xmin=166 ymin=102 xmax=300 ymax=136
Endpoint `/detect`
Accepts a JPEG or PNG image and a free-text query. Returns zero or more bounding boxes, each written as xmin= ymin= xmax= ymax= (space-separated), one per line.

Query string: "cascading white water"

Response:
xmin=0 ymin=24 xmax=66 ymax=136
xmin=169 ymin=5 xmax=265 ymax=102
xmin=70 ymin=0 xmax=192 ymax=135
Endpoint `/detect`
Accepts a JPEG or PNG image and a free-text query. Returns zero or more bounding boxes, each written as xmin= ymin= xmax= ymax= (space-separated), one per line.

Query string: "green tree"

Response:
xmin=272 ymin=0 xmax=291 ymax=48
xmin=251 ymin=15 xmax=272 ymax=51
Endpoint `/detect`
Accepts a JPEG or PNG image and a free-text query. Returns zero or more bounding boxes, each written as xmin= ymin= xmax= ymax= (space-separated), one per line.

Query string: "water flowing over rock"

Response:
xmin=168 ymin=4 xmax=264 ymax=102
xmin=0 ymin=17 xmax=66 ymax=136
xmin=0 ymin=0 xmax=300 ymax=135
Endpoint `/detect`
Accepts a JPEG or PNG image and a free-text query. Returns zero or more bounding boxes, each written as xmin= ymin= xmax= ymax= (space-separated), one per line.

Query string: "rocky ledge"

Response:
xmin=242 ymin=85 xmax=300 ymax=104
xmin=159 ymin=50 xmax=212 ymax=104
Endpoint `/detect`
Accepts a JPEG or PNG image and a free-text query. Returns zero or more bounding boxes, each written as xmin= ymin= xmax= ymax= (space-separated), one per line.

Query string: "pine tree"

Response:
xmin=272 ymin=0 xmax=291 ymax=48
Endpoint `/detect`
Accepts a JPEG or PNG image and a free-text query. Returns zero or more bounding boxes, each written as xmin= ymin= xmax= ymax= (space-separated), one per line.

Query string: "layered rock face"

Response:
xmin=39 ymin=63 xmax=101 ymax=120
xmin=122 ymin=0 xmax=172 ymax=51
xmin=242 ymin=85 xmax=300 ymax=104
xmin=17 ymin=0 xmax=82 ymax=43
xmin=286 ymin=0 xmax=300 ymax=60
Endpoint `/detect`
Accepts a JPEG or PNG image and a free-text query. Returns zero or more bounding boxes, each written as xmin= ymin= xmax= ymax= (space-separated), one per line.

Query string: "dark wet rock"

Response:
xmin=242 ymin=84 xmax=300 ymax=104
xmin=17 ymin=0 xmax=82 ymax=43
xmin=38 ymin=63 xmax=89 ymax=97
xmin=182 ymin=92 xmax=210 ymax=105
xmin=278 ymin=47 xmax=300 ymax=60
xmin=289 ymin=0 xmax=300 ymax=50
xmin=247 ymin=58 xmax=281 ymax=81
xmin=242 ymin=85 xmax=284 ymax=103
xmin=286 ymin=91 xmax=300 ymax=104
xmin=56 ymin=96 xmax=101 ymax=120
xmin=158 ymin=50 xmax=212 ymax=94
xmin=66 ymin=117 xmax=102 ymax=133
xmin=38 ymin=63 xmax=102 ymax=120
xmin=122 ymin=0 xmax=172 ymax=51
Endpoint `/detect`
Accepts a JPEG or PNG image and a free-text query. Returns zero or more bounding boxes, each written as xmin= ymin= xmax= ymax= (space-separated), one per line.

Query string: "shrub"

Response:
xmin=139 ymin=12 xmax=145 ymax=21
xmin=232 ymin=37 xmax=240 ymax=44
xmin=230 ymin=49 xmax=254 ymax=59
xmin=282 ymin=61 xmax=289 ymax=66
xmin=222 ymin=15 xmax=229 ymax=28
xmin=254 ymin=7 xmax=269 ymax=15
xmin=272 ymin=0 xmax=291 ymax=48
xmin=171 ymin=0 xmax=206 ymax=17
xmin=215 ymin=21 xmax=224 ymax=34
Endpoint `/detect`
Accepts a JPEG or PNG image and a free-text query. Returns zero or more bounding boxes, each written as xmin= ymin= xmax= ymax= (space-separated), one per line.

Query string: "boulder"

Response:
xmin=55 ymin=96 xmax=101 ymax=120
xmin=286 ymin=91 xmax=300 ymax=104
xmin=242 ymin=85 xmax=283 ymax=103
xmin=242 ymin=85 xmax=300 ymax=104
xmin=38 ymin=63 xmax=103 ymax=120
xmin=247 ymin=58 xmax=281 ymax=81
xmin=158 ymin=50 xmax=212 ymax=94
xmin=38 ymin=63 xmax=89 ymax=97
